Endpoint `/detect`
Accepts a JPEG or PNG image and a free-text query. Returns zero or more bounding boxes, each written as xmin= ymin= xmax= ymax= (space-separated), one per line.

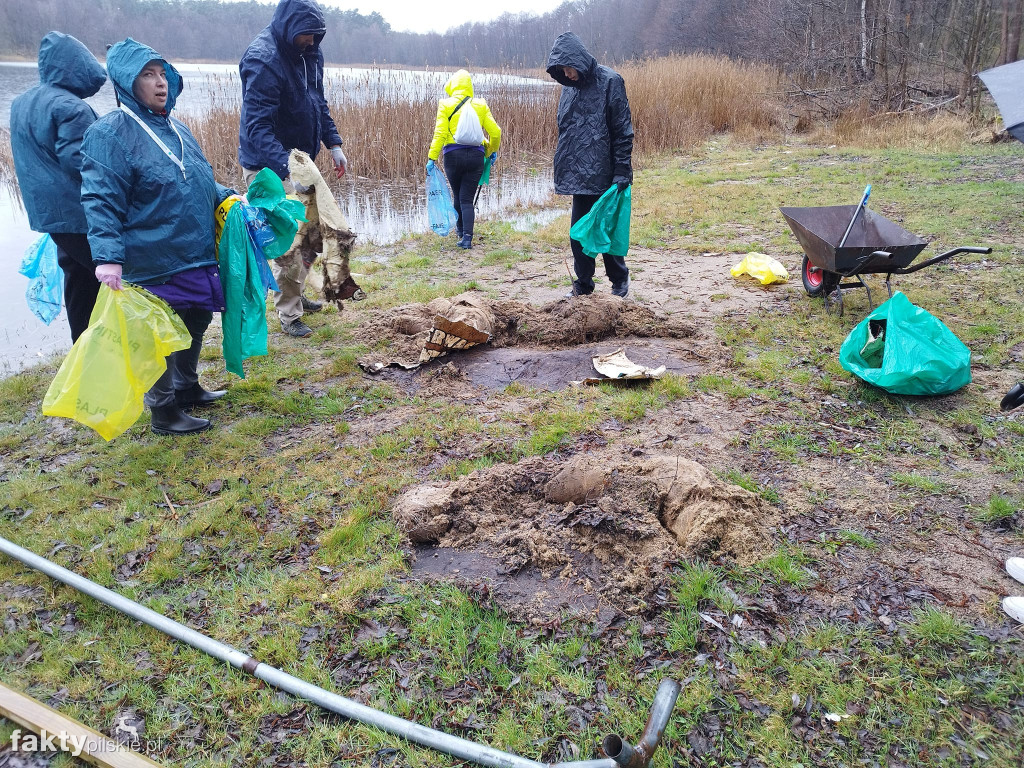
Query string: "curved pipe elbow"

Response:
xmin=601 ymin=679 xmax=681 ymax=768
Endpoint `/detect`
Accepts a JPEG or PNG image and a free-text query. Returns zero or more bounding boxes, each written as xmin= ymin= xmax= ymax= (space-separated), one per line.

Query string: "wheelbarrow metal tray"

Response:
xmin=780 ymin=205 xmax=928 ymax=274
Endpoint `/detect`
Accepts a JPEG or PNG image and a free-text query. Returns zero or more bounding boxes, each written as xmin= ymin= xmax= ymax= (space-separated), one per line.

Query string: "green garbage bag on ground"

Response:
xmin=839 ymin=291 xmax=971 ymax=396
xmin=42 ymin=285 xmax=191 ymax=440
xmin=569 ymin=185 xmax=631 ymax=259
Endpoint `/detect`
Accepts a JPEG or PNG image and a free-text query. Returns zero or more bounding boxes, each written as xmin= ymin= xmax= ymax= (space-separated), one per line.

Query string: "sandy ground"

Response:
xmin=348 ymin=240 xmax=1023 ymax=627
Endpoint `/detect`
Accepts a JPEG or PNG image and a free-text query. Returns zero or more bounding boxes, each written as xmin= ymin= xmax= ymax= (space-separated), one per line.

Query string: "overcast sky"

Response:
xmin=318 ymin=0 xmax=554 ymax=34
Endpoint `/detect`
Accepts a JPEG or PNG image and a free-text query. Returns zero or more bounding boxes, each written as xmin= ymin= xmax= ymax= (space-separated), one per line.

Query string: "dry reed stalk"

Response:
xmin=0 ymin=128 xmax=22 ymax=204
xmin=812 ymin=112 xmax=979 ymax=149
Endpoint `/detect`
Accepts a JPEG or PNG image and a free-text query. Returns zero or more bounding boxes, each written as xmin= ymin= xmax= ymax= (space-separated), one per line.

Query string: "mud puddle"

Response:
xmin=378 ymin=339 xmax=700 ymax=393
xmin=411 ymin=546 xmax=614 ymax=623
xmin=395 ymin=450 xmax=776 ymax=622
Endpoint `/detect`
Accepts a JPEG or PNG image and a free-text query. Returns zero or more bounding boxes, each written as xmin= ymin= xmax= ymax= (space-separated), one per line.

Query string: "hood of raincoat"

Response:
xmin=105 ymin=38 xmax=183 ymax=116
xmin=444 ymin=69 xmax=474 ymax=100
xmin=545 ymin=32 xmax=633 ymax=196
xmin=38 ymin=31 xmax=106 ymax=98
xmin=10 ymin=32 xmax=106 ymax=233
xmin=271 ymin=0 xmax=327 ymax=60
xmin=546 ymin=32 xmax=598 ymax=88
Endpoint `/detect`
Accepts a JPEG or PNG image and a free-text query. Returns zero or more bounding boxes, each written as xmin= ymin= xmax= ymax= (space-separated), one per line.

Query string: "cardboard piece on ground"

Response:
xmin=0 ymin=680 xmax=162 ymax=767
xmin=287 ymin=150 xmax=364 ymax=304
xmin=574 ymin=347 xmax=666 ymax=386
xmin=361 ymin=294 xmax=494 ymax=372
xmin=420 ymin=316 xmax=491 ymax=363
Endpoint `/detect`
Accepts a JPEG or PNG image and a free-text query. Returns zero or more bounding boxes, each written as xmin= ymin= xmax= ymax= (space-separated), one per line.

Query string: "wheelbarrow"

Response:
xmin=780 ymin=205 xmax=992 ymax=316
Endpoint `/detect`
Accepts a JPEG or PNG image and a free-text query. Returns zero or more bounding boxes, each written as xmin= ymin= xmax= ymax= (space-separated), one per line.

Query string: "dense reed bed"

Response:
xmin=1 ymin=56 xmax=782 ymax=195
xmin=0 ymin=54 xmax=982 ymax=201
xmin=620 ymin=55 xmax=784 ymax=153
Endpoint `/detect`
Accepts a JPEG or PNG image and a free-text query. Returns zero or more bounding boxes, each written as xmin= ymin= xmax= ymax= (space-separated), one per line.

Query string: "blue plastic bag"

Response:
xmin=426 ymin=161 xmax=456 ymax=236
xmin=19 ymin=235 xmax=63 ymax=325
xmin=839 ymin=291 xmax=971 ymax=396
xmin=240 ymin=203 xmax=279 ymax=293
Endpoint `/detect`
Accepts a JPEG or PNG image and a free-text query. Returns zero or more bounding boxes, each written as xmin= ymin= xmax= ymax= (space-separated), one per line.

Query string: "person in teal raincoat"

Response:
xmin=81 ymin=38 xmax=234 ymax=436
xmin=10 ymin=32 xmax=107 ymax=341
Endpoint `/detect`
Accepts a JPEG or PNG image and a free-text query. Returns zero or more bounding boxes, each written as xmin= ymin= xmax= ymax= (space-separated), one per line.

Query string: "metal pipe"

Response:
xmin=838 ymin=184 xmax=872 ymax=250
xmin=891 ymin=245 xmax=993 ymax=275
xmin=0 ymin=536 xmax=674 ymax=768
xmin=601 ymin=679 xmax=680 ymax=768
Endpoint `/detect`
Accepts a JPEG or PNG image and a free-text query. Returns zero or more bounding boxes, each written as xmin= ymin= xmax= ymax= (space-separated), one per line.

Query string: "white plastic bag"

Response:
xmin=453 ymin=100 xmax=484 ymax=146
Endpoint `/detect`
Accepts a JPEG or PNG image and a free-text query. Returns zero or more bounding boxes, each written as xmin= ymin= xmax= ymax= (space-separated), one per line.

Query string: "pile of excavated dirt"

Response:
xmin=356 ymin=292 xmax=695 ymax=371
xmin=394 ymin=450 xmax=775 ymax=622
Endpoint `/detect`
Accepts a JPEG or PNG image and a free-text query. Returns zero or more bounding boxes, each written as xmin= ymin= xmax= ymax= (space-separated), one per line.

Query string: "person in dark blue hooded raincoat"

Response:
xmin=80 ymin=38 xmax=233 ymax=436
xmin=238 ymin=0 xmax=348 ymax=339
xmin=10 ymin=32 xmax=107 ymax=342
xmin=546 ymin=32 xmax=634 ymax=299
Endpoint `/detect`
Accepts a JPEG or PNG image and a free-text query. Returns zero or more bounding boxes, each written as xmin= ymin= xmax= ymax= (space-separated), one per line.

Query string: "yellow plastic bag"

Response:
xmin=730 ymin=253 xmax=789 ymax=286
xmin=42 ymin=285 xmax=191 ymax=440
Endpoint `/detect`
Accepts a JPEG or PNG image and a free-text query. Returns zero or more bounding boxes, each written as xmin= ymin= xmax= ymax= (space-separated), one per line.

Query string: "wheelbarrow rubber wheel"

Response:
xmin=802 ymin=255 xmax=839 ymax=297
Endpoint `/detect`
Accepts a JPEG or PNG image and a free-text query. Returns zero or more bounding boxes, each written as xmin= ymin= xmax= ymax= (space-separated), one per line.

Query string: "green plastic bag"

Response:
xmin=839 ymin=291 xmax=971 ymax=396
xmin=217 ymin=169 xmax=305 ymax=378
xmin=245 ymin=168 xmax=307 ymax=258
xmin=42 ymin=285 xmax=191 ymax=440
xmin=569 ymin=185 xmax=631 ymax=259
xmin=480 ymin=153 xmax=495 ymax=186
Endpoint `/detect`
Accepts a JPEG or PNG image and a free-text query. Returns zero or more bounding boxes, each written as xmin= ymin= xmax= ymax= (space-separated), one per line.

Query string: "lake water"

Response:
xmin=0 ymin=62 xmax=550 ymax=128
xmin=1 ymin=64 xmax=560 ymax=376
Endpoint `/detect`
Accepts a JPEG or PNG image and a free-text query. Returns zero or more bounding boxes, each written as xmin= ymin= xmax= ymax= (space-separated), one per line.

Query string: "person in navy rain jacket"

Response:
xmin=10 ymin=32 xmax=106 ymax=342
xmin=238 ymin=0 xmax=348 ymax=339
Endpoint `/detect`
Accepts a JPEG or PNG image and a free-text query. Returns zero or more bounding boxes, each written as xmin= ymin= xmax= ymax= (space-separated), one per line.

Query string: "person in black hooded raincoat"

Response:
xmin=546 ymin=32 xmax=634 ymax=299
xmin=238 ymin=0 xmax=348 ymax=340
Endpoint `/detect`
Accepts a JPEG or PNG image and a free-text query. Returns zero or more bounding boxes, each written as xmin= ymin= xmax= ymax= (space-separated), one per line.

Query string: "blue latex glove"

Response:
xmin=426 ymin=159 xmax=435 ymax=172
xmin=488 ymin=153 xmax=497 ymax=164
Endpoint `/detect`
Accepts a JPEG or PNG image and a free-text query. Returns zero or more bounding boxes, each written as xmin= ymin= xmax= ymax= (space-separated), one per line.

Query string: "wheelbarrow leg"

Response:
xmin=856 ymin=274 xmax=874 ymax=310
xmin=885 ymin=273 xmax=895 ymax=299
xmin=825 ymin=286 xmax=845 ymax=317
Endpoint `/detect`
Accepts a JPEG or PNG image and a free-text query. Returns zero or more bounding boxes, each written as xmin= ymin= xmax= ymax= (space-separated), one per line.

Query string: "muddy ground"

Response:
xmin=350 ymin=241 xmax=1024 ymax=630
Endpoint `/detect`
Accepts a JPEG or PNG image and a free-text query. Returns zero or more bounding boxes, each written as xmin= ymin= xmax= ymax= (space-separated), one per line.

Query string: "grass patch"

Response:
xmin=721 ymin=469 xmax=781 ymax=505
xmin=891 ymin=471 xmax=946 ymax=494
xmin=750 ymin=546 xmax=817 ymax=589
xmin=974 ymin=494 xmax=1019 ymax=525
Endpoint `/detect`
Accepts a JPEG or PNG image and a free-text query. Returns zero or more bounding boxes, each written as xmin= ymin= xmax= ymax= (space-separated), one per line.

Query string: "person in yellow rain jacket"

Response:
xmin=427 ymin=70 xmax=501 ymax=249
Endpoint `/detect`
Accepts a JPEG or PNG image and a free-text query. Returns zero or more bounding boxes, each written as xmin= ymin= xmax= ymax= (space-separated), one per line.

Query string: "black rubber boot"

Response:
xmin=1001 ymin=382 xmax=1024 ymax=412
xmin=175 ymin=383 xmax=227 ymax=408
xmin=151 ymin=405 xmax=212 ymax=435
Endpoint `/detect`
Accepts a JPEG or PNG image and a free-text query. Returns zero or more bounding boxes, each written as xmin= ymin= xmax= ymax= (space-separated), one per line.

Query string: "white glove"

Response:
xmin=330 ymin=145 xmax=348 ymax=178
xmin=286 ymin=176 xmax=311 ymax=195
xmin=95 ymin=263 xmax=123 ymax=291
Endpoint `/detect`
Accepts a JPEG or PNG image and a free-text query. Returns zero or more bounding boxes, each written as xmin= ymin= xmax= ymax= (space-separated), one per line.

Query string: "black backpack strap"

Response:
xmin=448 ymin=96 xmax=471 ymax=123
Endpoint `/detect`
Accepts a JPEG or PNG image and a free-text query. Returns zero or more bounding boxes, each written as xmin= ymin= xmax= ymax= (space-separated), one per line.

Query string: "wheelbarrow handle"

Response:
xmin=891 ymin=246 xmax=992 ymax=275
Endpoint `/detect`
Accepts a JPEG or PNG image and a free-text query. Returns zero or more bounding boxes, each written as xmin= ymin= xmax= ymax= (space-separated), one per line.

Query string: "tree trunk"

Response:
xmin=861 ymin=0 xmax=870 ymax=74
xmin=1000 ymin=0 xmax=1011 ymax=65
xmin=1007 ymin=0 xmax=1024 ymax=63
